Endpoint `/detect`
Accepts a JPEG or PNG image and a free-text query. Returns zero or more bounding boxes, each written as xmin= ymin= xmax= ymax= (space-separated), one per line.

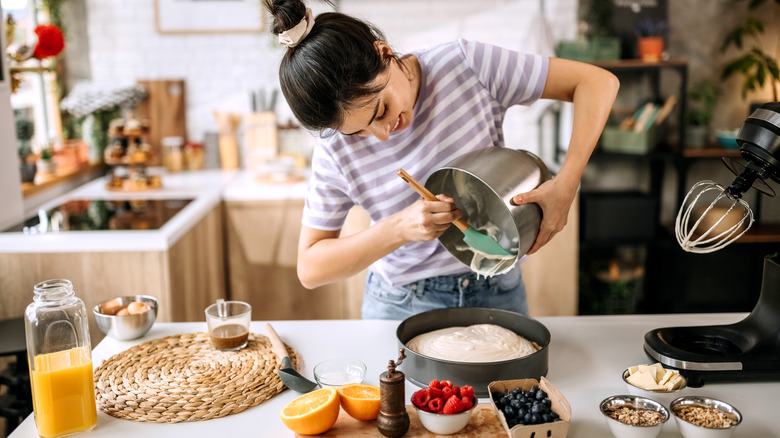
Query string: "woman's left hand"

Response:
xmin=511 ymin=178 xmax=576 ymax=255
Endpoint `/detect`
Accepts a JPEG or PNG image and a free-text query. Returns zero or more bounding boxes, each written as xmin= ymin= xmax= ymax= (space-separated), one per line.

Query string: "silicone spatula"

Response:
xmin=397 ymin=168 xmax=512 ymax=257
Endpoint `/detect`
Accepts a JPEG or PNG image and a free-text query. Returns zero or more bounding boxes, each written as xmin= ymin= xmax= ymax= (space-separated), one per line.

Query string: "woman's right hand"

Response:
xmin=397 ymin=194 xmax=462 ymax=242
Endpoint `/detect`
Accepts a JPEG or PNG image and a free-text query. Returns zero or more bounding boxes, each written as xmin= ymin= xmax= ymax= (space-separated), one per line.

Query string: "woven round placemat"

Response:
xmin=94 ymin=332 xmax=301 ymax=423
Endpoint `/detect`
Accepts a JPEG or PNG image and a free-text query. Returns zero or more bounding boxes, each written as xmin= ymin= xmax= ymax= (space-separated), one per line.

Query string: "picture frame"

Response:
xmin=154 ymin=0 xmax=265 ymax=34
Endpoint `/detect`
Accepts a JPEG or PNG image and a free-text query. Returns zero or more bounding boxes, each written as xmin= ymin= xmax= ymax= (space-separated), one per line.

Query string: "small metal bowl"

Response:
xmin=93 ymin=295 xmax=158 ymax=341
xmin=599 ymin=395 xmax=670 ymax=438
xmin=622 ymin=367 xmax=688 ymax=406
xmin=670 ymin=396 xmax=742 ymax=438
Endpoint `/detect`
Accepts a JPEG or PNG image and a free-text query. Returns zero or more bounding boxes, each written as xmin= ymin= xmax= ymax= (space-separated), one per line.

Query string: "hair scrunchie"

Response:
xmin=278 ymin=7 xmax=315 ymax=48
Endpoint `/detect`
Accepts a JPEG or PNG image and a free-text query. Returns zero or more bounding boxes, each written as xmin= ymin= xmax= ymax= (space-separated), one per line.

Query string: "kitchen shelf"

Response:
xmin=21 ymin=162 xmax=104 ymax=198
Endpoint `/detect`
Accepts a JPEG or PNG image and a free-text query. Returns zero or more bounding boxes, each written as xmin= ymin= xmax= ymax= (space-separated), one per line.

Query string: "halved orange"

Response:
xmin=279 ymin=386 xmax=341 ymax=435
xmin=337 ymin=383 xmax=381 ymax=421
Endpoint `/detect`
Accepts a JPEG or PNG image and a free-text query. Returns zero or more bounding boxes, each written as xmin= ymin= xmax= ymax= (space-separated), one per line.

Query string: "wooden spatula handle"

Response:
xmin=397 ymin=169 xmax=468 ymax=231
xmin=265 ymin=323 xmax=290 ymax=362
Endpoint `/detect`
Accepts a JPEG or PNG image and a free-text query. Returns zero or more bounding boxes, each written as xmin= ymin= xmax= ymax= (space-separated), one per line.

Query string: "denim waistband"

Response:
xmin=418 ymin=271 xmax=495 ymax=291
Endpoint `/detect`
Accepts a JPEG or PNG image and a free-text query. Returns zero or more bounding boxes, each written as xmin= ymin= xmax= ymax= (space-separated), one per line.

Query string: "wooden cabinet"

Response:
xmin=0 ymin=205 xmax=226 ymax=345
xmin=224 ymin=200 xmax=368 ymax=320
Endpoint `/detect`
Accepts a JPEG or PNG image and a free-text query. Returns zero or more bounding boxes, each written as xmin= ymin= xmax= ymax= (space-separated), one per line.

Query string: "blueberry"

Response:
xmin=531 ymin=403 xmax=545 ymax=414
xmin=536 ymin=390 xmax=547 ymax=400
xmin=524 ymin=412 xmax=532 ymax=423
xmin=542 ymin=413 xmax=551 ymax=423
xmin=531 ymin=413 xmax=541 ymax=424
xmin=550 ymin=412 xmax=559 ymax=421
xmin=517 ymin=407 xmax=528 ymax=418
xmin=528 ymin=386 xmax=538 ymax=395
xmin=510 ymin=399 xmax=522 ymax=409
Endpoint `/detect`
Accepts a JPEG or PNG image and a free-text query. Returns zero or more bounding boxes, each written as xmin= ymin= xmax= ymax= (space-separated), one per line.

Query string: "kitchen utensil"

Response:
xmin=425 ymin=148 xmax=551 ymax=274
xmin=94 ymin=295 xmax=158 ymax=341
xmin=396 ymin=307 xmax=550 ymax=398
xmin=397 ymin=168 xmax=512 ymax=257
xmin=266 ymin=323 xmax=318 ymax=393
xmin=647 ymin=102 xmax=780 ymax=386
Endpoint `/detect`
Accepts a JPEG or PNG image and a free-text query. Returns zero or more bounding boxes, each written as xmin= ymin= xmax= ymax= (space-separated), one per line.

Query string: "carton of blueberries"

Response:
xmin=488 ymin=377 xmax=571 ymax=438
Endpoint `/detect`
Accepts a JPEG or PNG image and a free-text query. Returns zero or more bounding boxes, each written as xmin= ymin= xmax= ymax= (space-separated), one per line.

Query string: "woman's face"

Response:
xmin=337 ymin=44 xmax=418 ymax=141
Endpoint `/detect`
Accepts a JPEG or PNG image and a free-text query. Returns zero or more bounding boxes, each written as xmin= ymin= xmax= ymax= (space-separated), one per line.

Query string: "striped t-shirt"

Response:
xmin=302 ymin=39 xmax=549 ymax=287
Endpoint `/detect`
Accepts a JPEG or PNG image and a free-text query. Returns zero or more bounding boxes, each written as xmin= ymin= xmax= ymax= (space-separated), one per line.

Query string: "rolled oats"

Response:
xmin=673 ymin=405 xmax=735 ymax=429
xmin=605 ymin=404 xmax=665 ymax=426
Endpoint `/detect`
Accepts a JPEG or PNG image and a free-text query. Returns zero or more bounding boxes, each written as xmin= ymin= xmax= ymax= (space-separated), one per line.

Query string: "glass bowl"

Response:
xmin=313 ymin=358 xmax=366 ymax=387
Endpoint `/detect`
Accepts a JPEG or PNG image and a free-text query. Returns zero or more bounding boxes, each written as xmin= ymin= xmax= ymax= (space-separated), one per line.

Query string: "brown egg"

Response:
xmin=116 ymin=307 xmax=130 ymax=316
xmin=127 ymin=301 xmax=150 ymax=314
xmin=101 ymin=299 xmax=124 ymax=316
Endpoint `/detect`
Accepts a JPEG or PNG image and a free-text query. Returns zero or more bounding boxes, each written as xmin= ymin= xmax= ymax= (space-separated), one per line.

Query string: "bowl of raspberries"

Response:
xmin=411 ymin=379 xmax=477 ymax=435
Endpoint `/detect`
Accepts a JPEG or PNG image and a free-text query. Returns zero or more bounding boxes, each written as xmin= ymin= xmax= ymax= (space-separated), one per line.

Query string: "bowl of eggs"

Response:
xmin=93 ymin=295 xmax=158 ymax=340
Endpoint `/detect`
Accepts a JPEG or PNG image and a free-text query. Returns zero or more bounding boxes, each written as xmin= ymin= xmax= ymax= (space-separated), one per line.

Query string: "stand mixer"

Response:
xmin=644 ymin=101 xmax=780 ymax=387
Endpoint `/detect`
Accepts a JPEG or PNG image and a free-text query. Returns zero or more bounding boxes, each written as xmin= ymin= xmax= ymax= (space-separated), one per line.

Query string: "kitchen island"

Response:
xmin=9 ymin=313 xmax=778 ymax=438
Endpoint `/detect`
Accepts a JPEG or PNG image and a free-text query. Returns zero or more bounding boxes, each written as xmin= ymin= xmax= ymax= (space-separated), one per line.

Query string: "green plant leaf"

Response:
xmin=721 ymin=54 xmax=758 ymax=79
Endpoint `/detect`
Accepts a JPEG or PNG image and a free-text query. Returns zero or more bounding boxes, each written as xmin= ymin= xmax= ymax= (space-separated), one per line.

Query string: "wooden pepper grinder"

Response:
xmin=377 ymin=349 xmax=410 ymax=437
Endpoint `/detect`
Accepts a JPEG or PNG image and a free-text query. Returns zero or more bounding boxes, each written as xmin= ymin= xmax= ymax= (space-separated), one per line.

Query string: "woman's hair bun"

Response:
xmin=262 ymin=0 xmax=308 ymax=35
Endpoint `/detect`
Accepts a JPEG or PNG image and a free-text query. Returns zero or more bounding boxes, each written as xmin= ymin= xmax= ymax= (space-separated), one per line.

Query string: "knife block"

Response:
xmin=244 ymin=112 xmax=278 ymax=170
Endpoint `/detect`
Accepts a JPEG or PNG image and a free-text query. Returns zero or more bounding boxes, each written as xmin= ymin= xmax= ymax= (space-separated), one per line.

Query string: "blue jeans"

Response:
xmin=361 ymin=268 xmax=528 ymax=320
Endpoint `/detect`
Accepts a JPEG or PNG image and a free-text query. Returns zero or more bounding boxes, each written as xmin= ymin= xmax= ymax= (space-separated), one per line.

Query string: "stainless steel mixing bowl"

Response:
xmin=426 ymin=148 xmax=551 ymax=273
xmin=93 ymin=295 xmax=158 ymax=341
xmin=397 ymin=307 xmax=550 ymax=397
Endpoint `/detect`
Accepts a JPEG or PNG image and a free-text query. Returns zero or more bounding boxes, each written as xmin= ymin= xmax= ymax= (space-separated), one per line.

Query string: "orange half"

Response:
xmin=279 ymin=386 xmax=340 ymax=435
xmin=337 ymin=383 xmax=381 ymax=421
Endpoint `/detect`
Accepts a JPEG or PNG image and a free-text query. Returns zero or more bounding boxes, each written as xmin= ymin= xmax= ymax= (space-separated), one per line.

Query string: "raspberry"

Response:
xmin=427 ymin=397 xmax=443 ymax=413
xmin=442 ymin=395 xmax=464 ymax=415
xmin=460 ymin=385 xmax=474 ymax=400
xmin=453 ymin=386 xmax=461 ymax=397
xmin=461 ymin=395 xmax=474 ymax=411
xmin=411 ymin=389 xmax=430 ymax=409
xmin=428 ymin=379 xmax=442 ymax=390
xmin=428 ymin=387 xmax=443 ymax=399
xmin=441 ymin=386 xmax=456 ymax=401
xmin=441 ymin=380 xmax=453 ymax=389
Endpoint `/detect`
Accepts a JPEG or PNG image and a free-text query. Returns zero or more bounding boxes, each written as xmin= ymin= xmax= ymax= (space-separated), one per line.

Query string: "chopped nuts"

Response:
xmin=605 ymin=404 xmax=665 ymax=426
xmin=674 ymin=405 xmax=735 ymax=429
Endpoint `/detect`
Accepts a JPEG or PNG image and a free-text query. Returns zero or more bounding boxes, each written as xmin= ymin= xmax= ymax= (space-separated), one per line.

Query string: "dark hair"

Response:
xmin=263 ymin=0 xmax=397 ymax=132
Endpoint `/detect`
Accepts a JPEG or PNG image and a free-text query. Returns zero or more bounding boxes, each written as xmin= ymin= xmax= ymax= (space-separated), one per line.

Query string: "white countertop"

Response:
xmin=0 ymin=169 xmax=311 ymax=253
xmin=9 ymin=313 xmax=778 ymax=438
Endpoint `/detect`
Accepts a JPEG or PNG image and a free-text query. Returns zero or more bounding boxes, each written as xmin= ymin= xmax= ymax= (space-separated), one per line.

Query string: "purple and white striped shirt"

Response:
xmin=303 ymin=39 xmax=549 ymax=287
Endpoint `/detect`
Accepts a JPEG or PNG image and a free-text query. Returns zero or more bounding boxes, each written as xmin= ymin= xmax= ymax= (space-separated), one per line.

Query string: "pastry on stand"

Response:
xmin=103 ymin=115 xmax=162 ymax=192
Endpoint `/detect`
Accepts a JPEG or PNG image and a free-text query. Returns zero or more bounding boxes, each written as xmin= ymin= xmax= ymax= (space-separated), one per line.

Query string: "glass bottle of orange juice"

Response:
xmin=24 ymin=279 xmax=97 ymax=438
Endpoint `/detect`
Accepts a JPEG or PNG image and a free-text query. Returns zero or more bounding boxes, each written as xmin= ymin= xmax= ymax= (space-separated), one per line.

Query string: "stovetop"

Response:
xmin=3 ymin=199 xmax=193 ymax=233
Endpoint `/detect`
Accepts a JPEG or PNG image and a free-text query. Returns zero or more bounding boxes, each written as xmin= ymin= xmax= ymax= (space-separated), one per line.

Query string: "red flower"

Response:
xmin=33 ymin=24 xmax=65 ymax=60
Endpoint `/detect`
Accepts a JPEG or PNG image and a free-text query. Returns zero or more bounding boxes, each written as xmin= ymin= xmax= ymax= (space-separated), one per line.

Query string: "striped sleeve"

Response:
xmin=458 ymin=39 xmax=548 ymax=109
xmin=302 ymin=140 xmax=355 ymax=231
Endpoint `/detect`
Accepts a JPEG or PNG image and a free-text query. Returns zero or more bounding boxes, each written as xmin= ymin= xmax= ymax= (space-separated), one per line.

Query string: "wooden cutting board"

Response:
xmin=135 ymin=79 xmax=187 ymax=166
xmin=299 ymin=404 xmax=506 ymax=437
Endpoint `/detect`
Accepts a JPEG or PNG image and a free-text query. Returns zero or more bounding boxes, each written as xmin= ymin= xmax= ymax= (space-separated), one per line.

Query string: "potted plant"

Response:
xmin=635 ymin=18 xmax=669 ymax=62
xmin=720 ymin=0 xmax=780 ymax=103
xmin=16 ymin=118 xmax=37 ymax=183
xmin=684 ymin=80 xmax=720 ymax=148
xmin=37 ymin=145 xmax=57 ymax=175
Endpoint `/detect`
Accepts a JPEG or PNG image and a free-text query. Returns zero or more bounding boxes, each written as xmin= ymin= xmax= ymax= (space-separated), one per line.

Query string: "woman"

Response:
xmin=262 ymin=0 xmax=619 ymax=319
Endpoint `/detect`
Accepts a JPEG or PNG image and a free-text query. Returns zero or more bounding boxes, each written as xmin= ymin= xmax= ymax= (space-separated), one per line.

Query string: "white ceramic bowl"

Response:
xmin=670 ymin=396 xmax=742 ymax=438
xmin=313 ymin=358 xmax=366 ymax=387
xmin=415 ymin=402 xmax=476 ymax=435
xmin=93 ymin=295 xmax=158 ymax=341
xmin=622 ymin=368 xmax=688 ymax=406
xmin=600 ymin=395 xmax=670 ymax=438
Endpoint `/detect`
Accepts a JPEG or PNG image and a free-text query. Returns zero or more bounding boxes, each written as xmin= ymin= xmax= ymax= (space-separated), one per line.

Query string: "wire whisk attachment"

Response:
xmin=675 ymin=180 xmax=754 ymax=254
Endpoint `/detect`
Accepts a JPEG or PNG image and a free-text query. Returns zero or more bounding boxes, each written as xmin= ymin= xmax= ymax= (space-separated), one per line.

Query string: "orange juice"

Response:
xmin=30 ymin=347 xmax=97 ymax=438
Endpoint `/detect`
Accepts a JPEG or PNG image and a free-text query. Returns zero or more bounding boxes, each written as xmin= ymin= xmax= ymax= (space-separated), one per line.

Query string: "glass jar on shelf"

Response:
xmin=162 ymin=136 xmax=185 ymax=173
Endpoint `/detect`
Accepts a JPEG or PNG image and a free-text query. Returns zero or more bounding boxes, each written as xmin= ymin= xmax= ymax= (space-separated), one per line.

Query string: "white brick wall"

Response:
xmin=85 ymin=0 xmax=577 ymax=159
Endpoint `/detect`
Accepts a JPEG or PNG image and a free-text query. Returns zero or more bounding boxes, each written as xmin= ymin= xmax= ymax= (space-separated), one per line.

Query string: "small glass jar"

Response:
xmin=24 ymin=279 xmax=97 ymax=438
xmin=162 ymin=136 xmax=184 ymax=173
xmin=184 ymin=141 xmax=205 ymax=171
